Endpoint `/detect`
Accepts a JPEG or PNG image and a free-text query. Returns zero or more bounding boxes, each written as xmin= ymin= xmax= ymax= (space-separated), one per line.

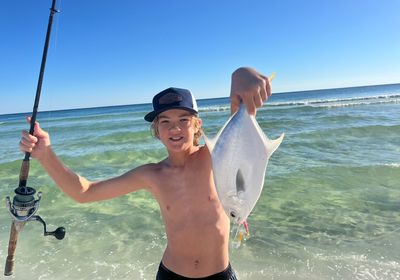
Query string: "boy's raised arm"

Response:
xmin=230 ymin=67 xmax=272 ymax=115
xmin=20 ymin=119 xmax=147 ymax=203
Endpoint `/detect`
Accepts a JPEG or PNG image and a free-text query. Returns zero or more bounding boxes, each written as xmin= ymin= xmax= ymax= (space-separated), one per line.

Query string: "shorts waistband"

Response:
xmin=156 ymin=262 xmax=237 ymax=280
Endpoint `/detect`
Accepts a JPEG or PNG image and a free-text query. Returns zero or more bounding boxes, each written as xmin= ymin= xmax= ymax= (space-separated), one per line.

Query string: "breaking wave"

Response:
xmin=267 ymin=94 xmax=400 ymax=108
xmin=196 ymin=94 xmax=400 ymax=112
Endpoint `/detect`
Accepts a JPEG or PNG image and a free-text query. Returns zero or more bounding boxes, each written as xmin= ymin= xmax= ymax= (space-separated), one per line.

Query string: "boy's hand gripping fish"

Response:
xmin=205 ymin=104 xmax=284 ymax=224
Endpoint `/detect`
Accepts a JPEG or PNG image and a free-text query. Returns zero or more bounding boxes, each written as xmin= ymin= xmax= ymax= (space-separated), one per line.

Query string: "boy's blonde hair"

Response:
xmin=151 ymin=114 xmax=203 ymax=146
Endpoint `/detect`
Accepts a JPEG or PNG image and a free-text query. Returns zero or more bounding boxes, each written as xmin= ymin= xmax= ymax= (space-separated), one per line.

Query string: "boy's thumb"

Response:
xmin=26 ymin=116 xmax=45 ymax=135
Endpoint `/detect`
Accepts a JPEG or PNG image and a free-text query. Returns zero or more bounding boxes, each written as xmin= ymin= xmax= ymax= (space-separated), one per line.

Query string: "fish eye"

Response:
xmin=230 ymin=211 xmax=236 ymax=218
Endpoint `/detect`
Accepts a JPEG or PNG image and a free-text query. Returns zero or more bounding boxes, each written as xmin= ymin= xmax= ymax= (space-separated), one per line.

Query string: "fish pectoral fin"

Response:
xmin=236 ymin=169 xmax=246 ymax=193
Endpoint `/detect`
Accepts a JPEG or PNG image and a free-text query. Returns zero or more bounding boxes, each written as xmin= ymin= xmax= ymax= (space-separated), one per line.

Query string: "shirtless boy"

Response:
xmin=19 ymin=67 xmax=272 ymax=279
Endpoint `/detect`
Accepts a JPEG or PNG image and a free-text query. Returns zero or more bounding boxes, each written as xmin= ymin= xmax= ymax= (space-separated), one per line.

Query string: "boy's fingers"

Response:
xmin=25 ymin=116 xmax=46 ymax=136
xmin=19 ymin=138 xmax=34 ymax=153
xmin=21 ymin=130 xmax=38 ymax=143
xmin=20 ymin=142 xmax=34 ymax=153
xmin=26 ymin=116 xmax=40 ymax=127
xmin=232 ymin=91 xmax=258 ymax=115
xmin=265 ymin=74 xmax=273 ymax=96
xmin=243 ymin=94 xmax=256 ymax=115
xmin=34 ymin=122 xmax=43 ymax=135
xmin=26 ymin=116 xmax=34 ymax=127
xmin=246 ymin=104 xmax=256 ymax=116
xmin=259 ymin=85 xmax=268 ymax=102
xmin=261 ymin=75 xmax=272 ymax=97
xmin=253 ymin=94 xmax=263 ymax=108
xmin=230 ymin=95 xmax=241 ymax=115
xmin=20 ymin=131 xmax=38 ymax=155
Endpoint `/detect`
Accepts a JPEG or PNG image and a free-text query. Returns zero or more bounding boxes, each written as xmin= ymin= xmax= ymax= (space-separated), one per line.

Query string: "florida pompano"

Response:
xmin=205 ymin=104 xmax=284 ymax=224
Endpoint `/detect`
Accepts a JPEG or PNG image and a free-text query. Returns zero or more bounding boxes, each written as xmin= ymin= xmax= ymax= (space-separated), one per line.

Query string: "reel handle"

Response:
xmin=32 ymin=216 xmax=66 ymax=240
xmin=46 ymin=226 xmax=66 ymax=240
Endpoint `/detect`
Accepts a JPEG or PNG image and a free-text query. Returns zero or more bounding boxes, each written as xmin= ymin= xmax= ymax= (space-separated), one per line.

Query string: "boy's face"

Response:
xmin=156 ymin=109 xmax=201 ymax=152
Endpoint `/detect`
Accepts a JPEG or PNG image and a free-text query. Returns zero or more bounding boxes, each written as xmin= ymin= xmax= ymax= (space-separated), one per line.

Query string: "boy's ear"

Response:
xmin=195 ymin=118 xmax=203 ymax=130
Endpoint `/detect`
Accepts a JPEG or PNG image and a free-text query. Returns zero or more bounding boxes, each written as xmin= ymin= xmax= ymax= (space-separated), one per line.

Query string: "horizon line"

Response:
xmin=2 ymin=82 xmax=399 ymax=116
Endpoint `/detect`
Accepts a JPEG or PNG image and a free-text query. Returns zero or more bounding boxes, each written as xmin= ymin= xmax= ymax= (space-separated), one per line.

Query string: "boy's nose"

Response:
xmin=169 ymin=122 xmax=181 ymax=131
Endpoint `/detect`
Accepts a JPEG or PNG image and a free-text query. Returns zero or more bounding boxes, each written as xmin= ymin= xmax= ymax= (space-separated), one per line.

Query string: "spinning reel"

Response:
xmin=6 ymin=186 xmax=65 ymax=240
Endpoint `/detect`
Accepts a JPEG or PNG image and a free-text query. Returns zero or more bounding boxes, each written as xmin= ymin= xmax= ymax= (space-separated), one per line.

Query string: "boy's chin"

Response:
xmin=165 ymin=141 xmax=194 ymax=151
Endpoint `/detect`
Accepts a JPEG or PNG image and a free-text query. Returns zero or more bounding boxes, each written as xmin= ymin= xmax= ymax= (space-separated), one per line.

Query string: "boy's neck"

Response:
xmin=165 ymin=146 xmax=200 ymax=167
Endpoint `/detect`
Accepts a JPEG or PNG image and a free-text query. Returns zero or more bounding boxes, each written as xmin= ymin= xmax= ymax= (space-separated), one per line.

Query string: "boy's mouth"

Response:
xmin=169 ymin=137 xmax=184 ymax=142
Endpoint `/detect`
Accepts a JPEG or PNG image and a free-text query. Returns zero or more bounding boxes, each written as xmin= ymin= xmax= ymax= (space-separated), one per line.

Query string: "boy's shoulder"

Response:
xmin=123 ymin=162 xmax=164 ymax=191
xmin=198 ymin=145 xmax=210 ymax=158
xmin=135 ymin=161 xmax=164 ymax=174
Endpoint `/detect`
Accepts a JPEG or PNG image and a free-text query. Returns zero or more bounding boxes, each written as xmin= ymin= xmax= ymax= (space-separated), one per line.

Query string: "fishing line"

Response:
xmin=43 ymin=0 xmax=62 ymax=129
xmin=53 ymin=0 xmax=62 ymax=51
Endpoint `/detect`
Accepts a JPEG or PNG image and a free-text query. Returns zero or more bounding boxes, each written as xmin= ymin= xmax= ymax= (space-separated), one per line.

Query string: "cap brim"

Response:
xmin=144 ymin=107 xmax=198 ymax=122
xmin=144 ymin=111 xmax=158 ymax=122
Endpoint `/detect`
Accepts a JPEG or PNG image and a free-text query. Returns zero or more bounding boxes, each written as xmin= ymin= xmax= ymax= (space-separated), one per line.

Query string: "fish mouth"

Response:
xmin=224 ymin=199 xmax=248 ymax=224
xmin=226 ymin=205 xmax=244 ymax=224
xmin=229 ymin=210 xmax=241 ymax=223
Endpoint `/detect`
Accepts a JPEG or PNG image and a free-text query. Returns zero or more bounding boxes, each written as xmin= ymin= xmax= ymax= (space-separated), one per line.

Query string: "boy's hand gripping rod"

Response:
xmin=4 ymin=0 xmax=65 ymax=276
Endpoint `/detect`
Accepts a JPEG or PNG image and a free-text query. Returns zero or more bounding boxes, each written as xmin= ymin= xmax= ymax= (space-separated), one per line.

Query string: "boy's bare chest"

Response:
xmin=159 ymin=166 xmax=213 ymax=200
xmin=154 ymin=165 xmax=221 ymax=216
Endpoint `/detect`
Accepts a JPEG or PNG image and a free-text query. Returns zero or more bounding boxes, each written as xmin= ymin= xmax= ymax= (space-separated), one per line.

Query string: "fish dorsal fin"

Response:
xmin=203 ymin=134 xmax=217 ymax=153
xmin=204 ymin=106 xmax=241 ymax=153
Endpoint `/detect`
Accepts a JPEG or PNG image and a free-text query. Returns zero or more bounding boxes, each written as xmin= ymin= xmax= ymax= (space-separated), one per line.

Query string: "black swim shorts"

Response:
xmin=156 ymin=262 xmax=238 ymax=280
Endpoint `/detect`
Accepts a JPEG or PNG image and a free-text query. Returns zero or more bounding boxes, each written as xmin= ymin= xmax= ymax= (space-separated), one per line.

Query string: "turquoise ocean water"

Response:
xmin=0 ymin=84 xmax=399 ymax=279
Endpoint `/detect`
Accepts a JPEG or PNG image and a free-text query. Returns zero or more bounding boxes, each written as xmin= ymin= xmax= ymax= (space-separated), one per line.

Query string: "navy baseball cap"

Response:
xmin=144 ymin=87 xmax=198 ymax=122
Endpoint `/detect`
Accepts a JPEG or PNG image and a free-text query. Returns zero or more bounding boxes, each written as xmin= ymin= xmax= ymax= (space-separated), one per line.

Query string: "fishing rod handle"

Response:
xmin=4 ymin=221 xmax=25 ymax=276
xmin=19 ymin=159 xmax=30 ymax=187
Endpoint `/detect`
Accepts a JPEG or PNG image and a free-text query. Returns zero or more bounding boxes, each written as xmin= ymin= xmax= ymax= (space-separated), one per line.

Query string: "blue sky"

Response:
xmin=1 ymin=0 xmax=399 ymax=114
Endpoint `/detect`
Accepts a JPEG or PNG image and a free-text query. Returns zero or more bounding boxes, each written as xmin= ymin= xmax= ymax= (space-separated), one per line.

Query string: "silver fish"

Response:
xmin=205 ymin=104 xmax=284 ymax=224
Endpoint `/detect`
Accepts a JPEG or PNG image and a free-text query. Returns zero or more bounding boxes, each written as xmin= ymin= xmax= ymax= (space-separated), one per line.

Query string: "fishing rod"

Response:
xmin=4 ymin=0 xmax=65 ymax=276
